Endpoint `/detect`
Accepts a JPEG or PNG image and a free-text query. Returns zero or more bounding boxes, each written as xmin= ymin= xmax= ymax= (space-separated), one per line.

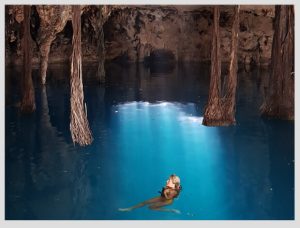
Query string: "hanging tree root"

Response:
xmin=70 ymin=5 xmax=93 ymax=146
xmin=260 ymin=6 xmax=294 ymax=120
xmin=202 ymin=6 xmax=223 ymax=126
xmin=21 ymin=5 xmax=36 ymax=113
xmin=203 ymin=6 xmax=239 ymax=126
xmin=221 ymin=5 xmax=239 ymax=125
xmin=97 ymin=26 xmax=106 ymax=83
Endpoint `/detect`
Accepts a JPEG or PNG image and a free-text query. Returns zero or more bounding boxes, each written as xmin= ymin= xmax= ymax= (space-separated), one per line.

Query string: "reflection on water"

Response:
xmin=5 ymin=63 xmax=294 ymax=220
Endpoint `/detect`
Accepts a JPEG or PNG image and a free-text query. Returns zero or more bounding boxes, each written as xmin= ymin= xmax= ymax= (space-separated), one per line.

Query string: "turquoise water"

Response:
xmin=5 ymin=63 xmax=294 ymax=219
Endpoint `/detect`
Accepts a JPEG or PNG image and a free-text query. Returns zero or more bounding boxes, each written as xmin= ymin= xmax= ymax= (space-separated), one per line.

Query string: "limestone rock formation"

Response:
xmin=36 ymin=5 xmax=72 ymax=84
xmin=5 ymin=5 xmax=275 ymax=67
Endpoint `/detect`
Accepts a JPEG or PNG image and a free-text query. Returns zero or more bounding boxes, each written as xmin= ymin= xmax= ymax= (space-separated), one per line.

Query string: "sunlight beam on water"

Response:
xmin=113 ymin=101 xmax=226 ymax=219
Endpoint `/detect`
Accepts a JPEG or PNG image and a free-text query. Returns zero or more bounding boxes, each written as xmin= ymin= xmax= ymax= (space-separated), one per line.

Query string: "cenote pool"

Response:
xmin=5 ymin=63 xmax=294 ymax=220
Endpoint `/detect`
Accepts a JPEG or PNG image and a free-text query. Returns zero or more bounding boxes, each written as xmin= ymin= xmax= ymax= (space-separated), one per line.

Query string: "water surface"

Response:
xmin=5 ymin=63 xmax=294 ymax=220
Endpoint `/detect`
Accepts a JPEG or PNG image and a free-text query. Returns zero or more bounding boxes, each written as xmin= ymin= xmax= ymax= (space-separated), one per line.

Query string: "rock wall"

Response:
xmin=5 ymin=5 xmax=275 ymax=66
xmin=104 ymin=5 xmax=274 ymax=66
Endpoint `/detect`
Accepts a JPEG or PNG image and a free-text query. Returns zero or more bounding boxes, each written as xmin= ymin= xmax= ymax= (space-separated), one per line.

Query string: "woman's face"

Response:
xmin=166 ymin=177 xmax=175 ymax=188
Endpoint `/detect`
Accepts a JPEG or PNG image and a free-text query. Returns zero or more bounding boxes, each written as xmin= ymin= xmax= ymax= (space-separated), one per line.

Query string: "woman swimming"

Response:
xmin=118 ymin=174 xmax=182 ymax=214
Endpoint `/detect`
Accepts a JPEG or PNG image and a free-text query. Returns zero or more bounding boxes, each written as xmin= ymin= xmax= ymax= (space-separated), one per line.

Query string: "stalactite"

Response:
xmin=20 ymin=5 xmax=36 ymax=113
xmin=260 ymin=5 xmax=294 ymax=120
xmin=70 ymin=5 xmax=93 ymax=146
xmin=36 ymin=5 xmax=71 ymax=84
xmin=39 ymin=37 xmax=55 ymax=84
